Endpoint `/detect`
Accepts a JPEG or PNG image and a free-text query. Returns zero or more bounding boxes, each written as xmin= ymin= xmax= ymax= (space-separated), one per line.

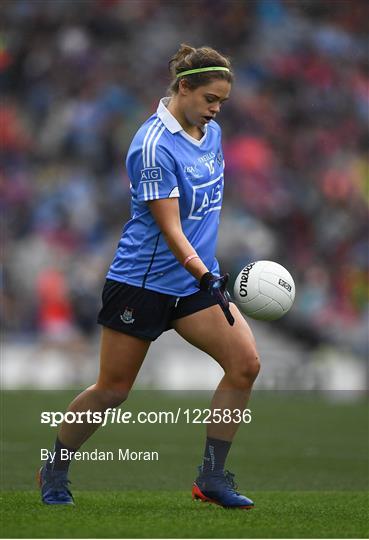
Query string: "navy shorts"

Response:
xmin=97 ymin=279 xmax=219 ymax=341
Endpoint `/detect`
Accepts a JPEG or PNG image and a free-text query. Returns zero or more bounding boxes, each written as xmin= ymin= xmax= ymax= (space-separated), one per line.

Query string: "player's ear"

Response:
xmin=178 ymin=78 xmax=191 ymax=96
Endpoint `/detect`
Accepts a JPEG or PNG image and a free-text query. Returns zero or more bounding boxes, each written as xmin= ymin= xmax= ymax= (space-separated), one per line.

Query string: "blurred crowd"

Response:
xmin=1 ymin=0 xmax=368 ymax=357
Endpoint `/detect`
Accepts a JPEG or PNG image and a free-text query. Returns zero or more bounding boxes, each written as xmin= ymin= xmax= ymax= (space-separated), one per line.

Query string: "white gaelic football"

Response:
xmin=233 ymin=261 xmax=295 ymax=321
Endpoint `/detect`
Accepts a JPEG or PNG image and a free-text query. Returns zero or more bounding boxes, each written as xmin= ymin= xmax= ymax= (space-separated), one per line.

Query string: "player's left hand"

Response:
xmin=199 ymin=272 xmax=235 ymax=326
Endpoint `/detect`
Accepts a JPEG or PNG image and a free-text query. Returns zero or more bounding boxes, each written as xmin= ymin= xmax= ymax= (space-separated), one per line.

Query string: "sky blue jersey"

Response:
xmin=107 ymin=98 xmax=225 ymax=296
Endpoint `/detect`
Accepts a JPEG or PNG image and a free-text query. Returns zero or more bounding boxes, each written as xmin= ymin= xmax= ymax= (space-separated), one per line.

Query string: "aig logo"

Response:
xmin=140 ymin=167 xmax=162 ymax=182
xmin=188 ymin=174 xmax=224 ymax=220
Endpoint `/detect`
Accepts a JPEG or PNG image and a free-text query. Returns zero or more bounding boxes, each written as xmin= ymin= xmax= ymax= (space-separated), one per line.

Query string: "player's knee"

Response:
xmin=93 ymin=385 xmax=129 ymax=408
xmin=228 ymin=348 xmax=260 ymax=389
xmin=245 ymin=353 xmax=261 ymax=383
xmin=104 ymin=387 xmax=129 ymax=408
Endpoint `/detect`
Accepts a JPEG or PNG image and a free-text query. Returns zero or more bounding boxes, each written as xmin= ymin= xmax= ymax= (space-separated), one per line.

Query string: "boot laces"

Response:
xmin=197 ymin=466 xmax=240 ymax=493
xmin=224 ymin=470 xmax=239 ymax=493
xmin=44 ymin=472 xmax=72 ymax=492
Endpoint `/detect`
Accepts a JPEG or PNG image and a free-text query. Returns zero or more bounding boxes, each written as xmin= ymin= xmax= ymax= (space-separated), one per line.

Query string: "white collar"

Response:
xmin=157 ymin=97 xmax=183 ymax=134
xmin=156 ymin=97 xmax=206 ymax=139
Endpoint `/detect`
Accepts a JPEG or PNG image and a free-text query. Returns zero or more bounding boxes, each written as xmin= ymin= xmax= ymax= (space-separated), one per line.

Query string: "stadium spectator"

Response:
xmin=1 ymin=0 xmax=368 ymax=358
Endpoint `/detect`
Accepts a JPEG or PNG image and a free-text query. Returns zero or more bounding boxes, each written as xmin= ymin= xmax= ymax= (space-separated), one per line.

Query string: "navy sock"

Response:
xmin=46 ymin=437 xmax=76 ymax=472
xmin=202 ymin=436 xmax=231 ymax=473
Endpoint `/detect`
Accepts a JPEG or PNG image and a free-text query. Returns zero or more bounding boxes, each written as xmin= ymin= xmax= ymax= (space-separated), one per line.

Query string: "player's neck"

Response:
xmin=167 ymin=98 xmax=203 ymax=140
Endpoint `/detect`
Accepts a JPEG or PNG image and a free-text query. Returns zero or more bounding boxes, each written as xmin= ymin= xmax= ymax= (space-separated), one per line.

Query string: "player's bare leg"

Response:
xmin=173 ymin=303 xmax=259 ymax=439
xmin=39 ymin=328 xmax=150 ymax=504
xmin=173 ymin=303 xmax=259 ymax=508
xmin=58 ymin=328 xmax=150 ymax=448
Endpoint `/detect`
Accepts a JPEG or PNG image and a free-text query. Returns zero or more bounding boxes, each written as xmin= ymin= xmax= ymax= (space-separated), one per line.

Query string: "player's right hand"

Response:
xmin=199 ymin=272 xmax=235 ymax=326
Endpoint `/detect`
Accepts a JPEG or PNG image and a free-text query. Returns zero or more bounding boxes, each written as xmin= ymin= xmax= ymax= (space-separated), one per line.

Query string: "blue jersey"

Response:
xmin=107 ymin=98 xmax=225 ymax=296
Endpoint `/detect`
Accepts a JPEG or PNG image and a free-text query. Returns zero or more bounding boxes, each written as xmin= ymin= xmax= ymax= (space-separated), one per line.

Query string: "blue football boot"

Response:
xmin=192 ymin=468 xmax=254 ymax=509
xmin=38 ymin=466 xmax=74 ymax=505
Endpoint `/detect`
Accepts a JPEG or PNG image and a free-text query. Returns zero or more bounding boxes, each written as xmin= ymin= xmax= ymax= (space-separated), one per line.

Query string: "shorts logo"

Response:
xmin=140 ymin=167 xmax=162 ymax=182
xmin=120 ymin=307 xmax=135 ymax=324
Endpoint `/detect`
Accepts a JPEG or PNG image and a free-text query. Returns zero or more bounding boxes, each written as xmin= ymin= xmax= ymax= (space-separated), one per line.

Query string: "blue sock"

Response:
xmin=202 ymin=437 xmax=231 ymax=473
xmin=46 ymin=437 xmax=76 ymax=472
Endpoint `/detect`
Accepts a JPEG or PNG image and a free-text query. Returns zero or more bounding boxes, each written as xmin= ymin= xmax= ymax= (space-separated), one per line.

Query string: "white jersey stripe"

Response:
xmin=154 ymin=182 xmax=159 ymax=199
xmin=143 ymin=182 xmax=148 ymax=200
xmin=151 ymin=124 xmax=166 ymax=166
xmin=142 ymin=118 xmax=160 ymax=168
xmin=145 ymin=120 xmax=163 ymax=167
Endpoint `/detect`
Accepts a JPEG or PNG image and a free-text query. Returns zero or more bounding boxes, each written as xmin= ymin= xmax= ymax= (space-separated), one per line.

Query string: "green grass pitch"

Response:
xmin=1 ymin=390 xmax=368 ymax=538
xmin=2 ymin=490 xmax=368 ymax=538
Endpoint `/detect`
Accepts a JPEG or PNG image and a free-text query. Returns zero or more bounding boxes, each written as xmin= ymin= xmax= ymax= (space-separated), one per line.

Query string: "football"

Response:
xmin=233 ymin=260 xmax=295 ymax=321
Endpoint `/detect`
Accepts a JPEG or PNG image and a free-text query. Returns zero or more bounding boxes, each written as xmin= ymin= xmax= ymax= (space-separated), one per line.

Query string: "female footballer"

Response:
xmin=39 ymin=44 xmax=260 ymax=509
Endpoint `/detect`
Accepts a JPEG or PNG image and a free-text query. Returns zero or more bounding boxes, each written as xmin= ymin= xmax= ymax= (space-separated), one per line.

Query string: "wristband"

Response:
xmin=183 ymin=254 xmax=200 ymax=268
